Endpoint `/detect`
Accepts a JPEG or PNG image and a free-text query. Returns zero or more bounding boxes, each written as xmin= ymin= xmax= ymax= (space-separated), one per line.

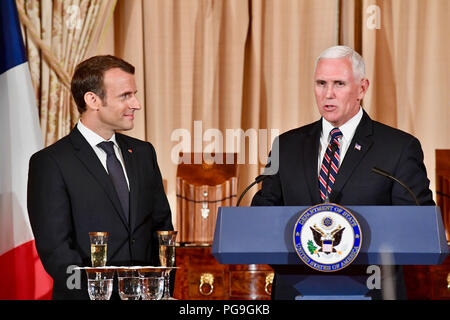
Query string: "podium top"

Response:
xmin=212 ymin=206 xmax=449 ymax=265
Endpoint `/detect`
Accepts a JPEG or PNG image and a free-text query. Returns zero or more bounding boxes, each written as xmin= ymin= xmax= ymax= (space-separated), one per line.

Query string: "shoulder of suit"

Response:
xmin=116 ymin=132 xmax=154 ymax=146
xmin=277 ymin=121 xmax=319 ymax=141
xmin=371 ymin=119 xmax=419 ymax=144
xmin=115 ymin=132 xmax=157 ymax=155
xmin=30 ymin=134 xmax=72 ymax=160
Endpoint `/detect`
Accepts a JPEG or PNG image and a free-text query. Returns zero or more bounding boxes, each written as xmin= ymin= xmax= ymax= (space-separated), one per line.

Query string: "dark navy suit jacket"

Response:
xmin=27 ymin=126 xmax=173 ymax=299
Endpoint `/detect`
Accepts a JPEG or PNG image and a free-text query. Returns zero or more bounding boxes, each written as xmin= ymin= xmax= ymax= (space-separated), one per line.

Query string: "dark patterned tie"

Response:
xmin=97 ymin=141 xmax=129 ymax=223
xmin=319 ymin=128 xmax=343 ymax=201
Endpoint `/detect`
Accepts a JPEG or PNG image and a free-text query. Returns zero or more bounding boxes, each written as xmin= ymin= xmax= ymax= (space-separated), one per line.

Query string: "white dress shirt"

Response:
xmin=77 ymin=119 xmax=130 ymax=189
xmin=318 ymin=107 xmax=364 ymax=176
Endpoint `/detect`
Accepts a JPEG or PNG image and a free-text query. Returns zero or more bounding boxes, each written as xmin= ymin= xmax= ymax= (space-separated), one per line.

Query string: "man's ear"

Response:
xmin=84 ymin=91 xmax=101 ymax=112
xmin=359 ymin=78 xmax=370 ymax=100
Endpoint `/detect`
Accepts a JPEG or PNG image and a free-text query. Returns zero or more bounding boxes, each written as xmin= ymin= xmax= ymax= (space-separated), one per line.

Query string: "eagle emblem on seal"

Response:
xmin=309 ymin=223 xmax=345 ymax=255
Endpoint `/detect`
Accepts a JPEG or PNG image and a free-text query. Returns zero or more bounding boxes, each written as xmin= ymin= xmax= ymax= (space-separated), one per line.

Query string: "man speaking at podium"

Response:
xmin=251 ymin=45 xmax=434 ymax=299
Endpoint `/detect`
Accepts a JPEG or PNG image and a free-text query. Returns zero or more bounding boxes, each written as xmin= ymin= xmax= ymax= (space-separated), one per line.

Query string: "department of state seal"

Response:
xmin=293 ymin=203 xmax=362 ymax=272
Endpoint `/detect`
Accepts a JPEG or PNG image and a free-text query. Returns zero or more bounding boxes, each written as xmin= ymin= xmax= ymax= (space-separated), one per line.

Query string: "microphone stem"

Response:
xmin=372 ymin=167 xmax=420 ymax=206
xmin=389 ymin=175 xmax=420 ymax=206
xmin=236 ymin=180 xmax=259 ymax=207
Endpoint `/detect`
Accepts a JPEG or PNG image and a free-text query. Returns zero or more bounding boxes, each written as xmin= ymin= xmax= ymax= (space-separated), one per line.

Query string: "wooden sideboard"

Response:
xmin=173 ymin=246 xmax=273 ymax=300
xmin=174 ymin=153 xmax=274 ymax=299
xmin=403 ymin=149 xmax=450 ymax=299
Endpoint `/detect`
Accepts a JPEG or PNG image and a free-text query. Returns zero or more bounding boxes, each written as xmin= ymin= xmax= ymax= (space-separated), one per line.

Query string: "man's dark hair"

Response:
xmin=71 ymin=55 xmax=135 ymax=114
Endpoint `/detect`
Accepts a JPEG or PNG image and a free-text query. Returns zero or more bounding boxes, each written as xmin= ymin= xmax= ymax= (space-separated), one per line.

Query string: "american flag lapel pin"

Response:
xmin=354 ymin=143 xmax=361 ymax=151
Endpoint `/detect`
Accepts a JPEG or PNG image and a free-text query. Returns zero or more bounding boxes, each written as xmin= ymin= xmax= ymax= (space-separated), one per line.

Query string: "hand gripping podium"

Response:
xmin=211 ymin=206 xmax=449 ymax=300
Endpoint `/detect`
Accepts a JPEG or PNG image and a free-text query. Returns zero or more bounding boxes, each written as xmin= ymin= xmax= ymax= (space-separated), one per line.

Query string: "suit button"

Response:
xmin=131 ymin=238 xmax=136 ymax=244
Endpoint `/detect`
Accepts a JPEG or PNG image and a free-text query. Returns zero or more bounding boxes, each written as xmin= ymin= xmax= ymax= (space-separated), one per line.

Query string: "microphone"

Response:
xmin=323 ymin=142 xmax=339 ymax=203
xmin=371 ymin=167 xmax=420 ymax=206
xmin=236 ymin=174 xmax=268 ymax=206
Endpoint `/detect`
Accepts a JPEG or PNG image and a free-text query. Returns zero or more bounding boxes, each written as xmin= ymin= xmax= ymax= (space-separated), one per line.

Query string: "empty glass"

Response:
xmin=117 ymin=268 xmax=141 ymax=300
xmin=85 ymin=267 xmax=115 ymax=300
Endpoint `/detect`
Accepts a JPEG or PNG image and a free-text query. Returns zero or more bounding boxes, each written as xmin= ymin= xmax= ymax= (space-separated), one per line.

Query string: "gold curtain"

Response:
xmin=101 ymin=0 xmax=337 ymax=219
xmin=360 ymin=0 xmax=450 ymax=199
xmin=99 ymin=0 xmax=337 ymax=219
xmin=17 ymin=0 xmax=116 ymax=146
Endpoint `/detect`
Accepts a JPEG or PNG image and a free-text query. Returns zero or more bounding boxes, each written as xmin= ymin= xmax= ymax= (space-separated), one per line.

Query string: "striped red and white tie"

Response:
xmin=319 ymin=128 xmax=343 ymax=201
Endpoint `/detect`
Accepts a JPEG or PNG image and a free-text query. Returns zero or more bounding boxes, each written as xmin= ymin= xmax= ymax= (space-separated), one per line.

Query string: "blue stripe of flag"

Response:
xmin=0 ymin=0 xmax=27 ymax=75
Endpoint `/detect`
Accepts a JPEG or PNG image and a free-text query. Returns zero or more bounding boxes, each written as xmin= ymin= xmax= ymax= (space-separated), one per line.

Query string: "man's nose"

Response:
xmin=325 ymin=84 xmax=335 ymax=99
xmin=129 ymin=96 xmax=142 ymax=110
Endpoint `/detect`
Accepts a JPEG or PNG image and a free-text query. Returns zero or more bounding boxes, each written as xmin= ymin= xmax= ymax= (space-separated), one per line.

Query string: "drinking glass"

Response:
xmin=117 ymin=268 xmax=141 ymax=300
xmin=85 ymin=267 xmax=115 ymax=300
xmin=89 ymin=232 xmax=109 ymax=267
xmin=157 ymin=231 xmax=177 ymax=300
xmin=138 ymin=267 xmax=166 ymax=300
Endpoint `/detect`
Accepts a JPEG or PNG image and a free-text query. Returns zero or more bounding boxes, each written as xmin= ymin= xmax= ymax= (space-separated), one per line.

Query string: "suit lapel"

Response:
xmin=116 ymin=134 xmax=139 ymax=233
xmin=69 ymin=126 xmax=130 ymax=231
xmin=329 ymin=111 xmax=374 ymax=202
xmin=302 ymin=120 xmax=322 ymax=204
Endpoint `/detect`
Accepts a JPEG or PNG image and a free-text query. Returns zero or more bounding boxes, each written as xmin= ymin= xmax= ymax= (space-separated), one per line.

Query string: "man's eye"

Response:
xmin=335 ymin=81 xmax=345 ymax=87
xmin=317 ymin=81 xmax=326 ymax=87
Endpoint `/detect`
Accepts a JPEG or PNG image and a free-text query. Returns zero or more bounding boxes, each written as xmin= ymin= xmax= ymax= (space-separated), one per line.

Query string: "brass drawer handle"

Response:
xmin=265 ymin=272 xmax=274 ymax=295
xmin=199 ymin=273 xmax=214 ymax=296
xmin=447 ymin=272 xmax=450 ymax=290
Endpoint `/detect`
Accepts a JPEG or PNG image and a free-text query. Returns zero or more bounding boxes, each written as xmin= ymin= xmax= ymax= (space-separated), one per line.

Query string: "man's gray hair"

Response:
xmin=315 ymin=45 xmax=366 ymax=80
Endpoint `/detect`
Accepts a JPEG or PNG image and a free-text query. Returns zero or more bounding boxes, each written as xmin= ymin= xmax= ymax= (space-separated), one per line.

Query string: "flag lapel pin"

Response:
xmin=354 ymin=143 xmax=361 ymax=151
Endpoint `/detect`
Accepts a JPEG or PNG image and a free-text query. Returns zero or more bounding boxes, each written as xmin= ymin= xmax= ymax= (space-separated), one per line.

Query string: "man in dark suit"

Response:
xmin=27 ymin=55 xmax=173 ymax=299
xmin=252 ymin=46 xmax=434 ymax=299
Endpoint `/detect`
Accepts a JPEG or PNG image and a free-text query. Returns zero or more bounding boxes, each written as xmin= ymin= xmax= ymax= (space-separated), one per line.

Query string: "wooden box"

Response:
xmin=176 ymin=153 xmax=238 ymax=244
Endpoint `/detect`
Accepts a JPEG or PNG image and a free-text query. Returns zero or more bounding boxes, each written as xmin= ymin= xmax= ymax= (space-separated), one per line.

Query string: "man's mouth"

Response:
xmin=124 ymin=114 xmax=134 ymax=120
xmin=323 ymin=105 xmax=337 ymax=111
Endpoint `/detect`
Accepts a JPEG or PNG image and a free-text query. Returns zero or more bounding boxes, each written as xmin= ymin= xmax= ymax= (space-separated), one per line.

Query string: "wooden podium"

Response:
xmin=174 ymin=153 xmax=273 ymax=299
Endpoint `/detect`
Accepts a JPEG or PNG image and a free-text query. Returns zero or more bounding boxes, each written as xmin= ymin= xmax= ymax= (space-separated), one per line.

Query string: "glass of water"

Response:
xmin=117 ymin=268 xmax=141 ymax=300
xmin=138 ymin=267 xmax=165 ymax=300
xmin=85 ymin=267 xmax=115 ymax=300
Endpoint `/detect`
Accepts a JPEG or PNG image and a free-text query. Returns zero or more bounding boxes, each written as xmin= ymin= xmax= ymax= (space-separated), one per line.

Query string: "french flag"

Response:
xmin=0 ymin=0 xmax=53 ymax=299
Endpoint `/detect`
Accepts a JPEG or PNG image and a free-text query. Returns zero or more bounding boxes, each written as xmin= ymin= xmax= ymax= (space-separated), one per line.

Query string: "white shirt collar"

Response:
xmin=321 ymin=107 xmax=363 ymax=141
xmin=77 ymin=119 xmax=119 ymax=149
